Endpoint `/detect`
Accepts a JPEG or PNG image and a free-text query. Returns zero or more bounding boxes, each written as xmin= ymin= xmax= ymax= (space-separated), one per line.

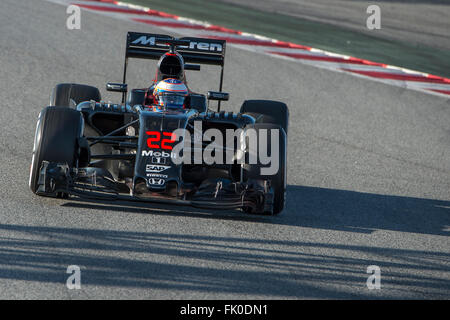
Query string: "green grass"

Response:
xmin=122 ymin=0 xmax=450 ymax=78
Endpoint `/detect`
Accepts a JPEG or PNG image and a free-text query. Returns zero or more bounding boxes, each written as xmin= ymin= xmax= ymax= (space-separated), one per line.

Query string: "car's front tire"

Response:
xmin=242 ymin=123 xmax=287 ymax=215
xmin=240 ymin=100 xmax=289 ymax=134
xmin=241 ymin=100 xmax=288 ymax=214
xmin=29 ymin=107 xmax=84 ymax=194
xmin=50 ymin=83 xmax=101 ymax=108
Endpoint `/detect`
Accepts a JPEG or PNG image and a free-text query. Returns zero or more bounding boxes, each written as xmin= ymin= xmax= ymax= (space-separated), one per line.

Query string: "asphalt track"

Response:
xmin=0 ymin=0 xmax=449 ymax=299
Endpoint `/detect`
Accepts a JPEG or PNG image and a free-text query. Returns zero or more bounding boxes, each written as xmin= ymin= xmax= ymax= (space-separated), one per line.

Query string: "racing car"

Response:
xmin=29 ymin=32 xmax=288 ymax=215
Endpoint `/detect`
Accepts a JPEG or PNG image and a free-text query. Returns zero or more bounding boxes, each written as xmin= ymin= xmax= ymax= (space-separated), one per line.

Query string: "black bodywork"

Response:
xmin=34 ymin=32 xmax=278 ymax=214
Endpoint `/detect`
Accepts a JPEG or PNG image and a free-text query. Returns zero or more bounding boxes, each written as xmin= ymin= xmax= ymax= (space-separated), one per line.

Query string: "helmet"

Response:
xmin=158 ymin=52 xmax=185 ymax=81
xmin=153 ymin=78 xmax=188 ymax=109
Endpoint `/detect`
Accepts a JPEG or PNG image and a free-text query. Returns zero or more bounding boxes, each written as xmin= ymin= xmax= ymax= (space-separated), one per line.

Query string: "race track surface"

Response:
xmin=0 ymin=0 xmax=449 ymax=299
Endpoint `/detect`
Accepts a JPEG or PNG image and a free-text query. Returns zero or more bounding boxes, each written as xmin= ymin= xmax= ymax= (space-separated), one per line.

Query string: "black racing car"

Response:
xmin=29 ymin=32 xmax=288 ymax=215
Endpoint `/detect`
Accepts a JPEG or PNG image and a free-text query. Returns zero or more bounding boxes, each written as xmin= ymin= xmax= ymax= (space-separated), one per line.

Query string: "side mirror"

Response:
xmin=207 ymin=91 xmax=229 ymax=101
xmin=106 ymin=83 xmax=128 ymax=93
xmin=184 ymin=64 xmax=201 ymax=71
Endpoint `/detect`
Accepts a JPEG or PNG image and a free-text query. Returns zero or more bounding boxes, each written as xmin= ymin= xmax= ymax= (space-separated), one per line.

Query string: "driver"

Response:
xmin=145 ymin=78 xmax=189 ymax=111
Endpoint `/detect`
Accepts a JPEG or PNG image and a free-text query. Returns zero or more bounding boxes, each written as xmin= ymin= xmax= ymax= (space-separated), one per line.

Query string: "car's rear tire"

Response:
xmin=242 ymin=123 xmax=287 ymax=215
xmin=240 ymin=100 xmax=289 ymax=134
xmin=29 ymin=107 xmax=84 ymax=194
xmin=50 ymin=83 xmax=101 ymax=108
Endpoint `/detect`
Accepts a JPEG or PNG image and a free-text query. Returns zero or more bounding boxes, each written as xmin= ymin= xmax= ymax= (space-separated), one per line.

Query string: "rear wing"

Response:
xmin=122 ymin=32 xmax=227 ymax=104
xmin=125 ymin=32 xmax=226 ymax=65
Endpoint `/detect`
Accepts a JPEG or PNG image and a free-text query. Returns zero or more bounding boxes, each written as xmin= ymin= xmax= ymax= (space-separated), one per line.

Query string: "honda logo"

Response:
xmin=148 ymin=178 xmax=165 ymax=186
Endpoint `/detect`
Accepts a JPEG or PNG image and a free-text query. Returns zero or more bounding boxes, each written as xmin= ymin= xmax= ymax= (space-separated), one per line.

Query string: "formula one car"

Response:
xmin=29 ymin=32 xmax=288 ymax=215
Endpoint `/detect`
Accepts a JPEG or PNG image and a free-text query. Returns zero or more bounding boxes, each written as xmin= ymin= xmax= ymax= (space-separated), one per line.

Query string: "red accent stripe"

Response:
xmin=77 ymin=0 xmax=118 ymax=3
xmin=133 ymin=18 xmax=210 ymax=30
xmin=132 ymin=18 xmax=244 ymax=35
xmin=206 ymin=36 xmax=311 ymax=50
xmin=205 ymin=25 xmax=242 ymax=35
xmin=77 ymin=2 xmax=242 ymax=35
xmin=342 ymin=69 xmax=450 ymax=84
xmin=76 ymin=4 xmax=148 ymax=15
xmin=269 ymin=51 xmax=387 ymax=66
xmin=429 ymin=89 xmax=450 ymax=96
xmin=76 ymin=4 xmax=179 ymax=18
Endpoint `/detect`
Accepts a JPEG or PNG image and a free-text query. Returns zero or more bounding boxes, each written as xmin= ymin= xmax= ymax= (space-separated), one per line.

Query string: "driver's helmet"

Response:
xmin=153 ymin=78 xmax=188 ymax=109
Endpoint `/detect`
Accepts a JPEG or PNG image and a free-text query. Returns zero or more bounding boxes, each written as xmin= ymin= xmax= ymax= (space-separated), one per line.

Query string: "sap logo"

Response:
xmin=148 ymin=178 xmax=165 ymax=186
xmin=180 ymin=42 xmax=223 ymax=52
xmin=142 ymin=150 xmax=175 ymax=158
xmin=146 ymin=165 xmax=170 ymax=173
xmin=132 ymin=36 xmax=156 ymax=46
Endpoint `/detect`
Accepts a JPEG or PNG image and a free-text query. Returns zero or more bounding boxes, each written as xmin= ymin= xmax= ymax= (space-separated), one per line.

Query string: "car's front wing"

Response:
xmin=35 ymin=161 xmax=275 ymax=214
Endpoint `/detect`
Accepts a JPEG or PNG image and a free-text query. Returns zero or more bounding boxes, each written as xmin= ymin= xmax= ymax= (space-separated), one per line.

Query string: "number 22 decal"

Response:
xmin=146 ymin=131 xmax=176 ymax=150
